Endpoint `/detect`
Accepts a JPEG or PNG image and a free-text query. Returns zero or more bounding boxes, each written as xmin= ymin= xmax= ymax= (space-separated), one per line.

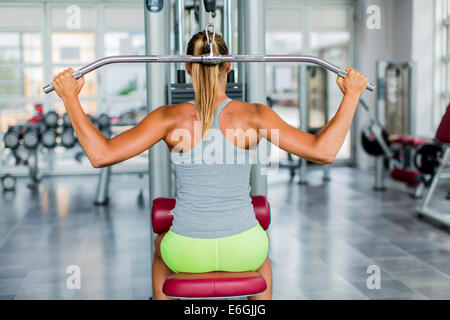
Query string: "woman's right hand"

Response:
xmin=336 ymin=67 xmax=368 ymax=97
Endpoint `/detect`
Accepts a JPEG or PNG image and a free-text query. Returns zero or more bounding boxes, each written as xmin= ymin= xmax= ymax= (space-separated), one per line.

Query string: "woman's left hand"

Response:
xmin=52 ymin=68 xmax=85 ymax=101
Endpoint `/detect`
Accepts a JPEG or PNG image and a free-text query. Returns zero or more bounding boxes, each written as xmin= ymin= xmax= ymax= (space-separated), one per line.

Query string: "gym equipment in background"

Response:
xmin=152 ymin=195 xmax=270 ymax=298
xmin=41 ymin=128 xmax=57 ymax=149
xmin=60 ymin=127 xmax=77 ymax=149
xmin=416 ymin=103 xmax=450 ymax=226
xmin=1 ymin=174 xmax=16 ymax=191
xmin=372 ymin=60 xmax=418 ymax=191
xmin=1 ymin=110 xmax=115 ymax=190
xmin=359 ymin=98 xmax=431 ymax=198
xmin=62 ymin=113 xmax=72 ymax=128
xmin=43 ymin=111 xmax=59 ymax=128
xmin=22 ymin=126 xmax=41 ymax=150
xmin=168 ymin=82 xmax=243 ymax=104
xmin=60 ymin=112 xmax=77 ymax=149
xmin=360 ymin=97 xmax=449 ymax=203
xmin=4 ymin=126 xmax=21 ymax=150
xmin=145 ymin=0 xmax=164 ymax=13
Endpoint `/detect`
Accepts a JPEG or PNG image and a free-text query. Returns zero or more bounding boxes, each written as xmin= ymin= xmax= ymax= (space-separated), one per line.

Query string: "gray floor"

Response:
xmin=0 ymin=166 xmax=449 ymax=300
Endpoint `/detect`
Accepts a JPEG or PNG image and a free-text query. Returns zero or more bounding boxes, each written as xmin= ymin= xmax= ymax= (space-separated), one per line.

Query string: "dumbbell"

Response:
xmin=97 ymin=113 xmax=111 ymax=130
xmin=61 ymin=127 xmax=77 ymax=148
xmin=43 ymin=111 xmax=59 ymax=128
xmin=62 ymin=112 xmax=72 ymax=128
xmin=41 ymin=128 xmax=57 ymax=149
xmin=1 ymin=174 xmax=16 ymax=191
xmin=4 ymin=126 xmax=21 ymax=149
xmin=60 ymin=112 xmax=77 ymax=148
xmin=22 ymin=126 xmax=40 ymax=149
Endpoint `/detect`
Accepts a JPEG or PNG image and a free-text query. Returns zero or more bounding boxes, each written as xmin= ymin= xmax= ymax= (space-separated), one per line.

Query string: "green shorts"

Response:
xmin=160 ymin=224 xmax=269 ymax=273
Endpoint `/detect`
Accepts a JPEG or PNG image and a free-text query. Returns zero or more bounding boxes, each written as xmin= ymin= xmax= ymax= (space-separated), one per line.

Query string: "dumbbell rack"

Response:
xmin=0 ymin=111 xmax=103 ymax=192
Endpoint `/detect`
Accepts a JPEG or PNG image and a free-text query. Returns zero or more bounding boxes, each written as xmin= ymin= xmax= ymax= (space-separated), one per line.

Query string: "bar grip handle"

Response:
xmin=42 ymin=71 xmax=82 ymax=94
xmin=43 ymin=83 xmax=54 ymax=94
xmin=338 ymin=69 xmax=375 ymax=92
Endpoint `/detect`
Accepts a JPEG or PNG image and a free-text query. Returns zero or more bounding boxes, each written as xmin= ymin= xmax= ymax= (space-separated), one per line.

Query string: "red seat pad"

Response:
xmin=389 ymin=135 xmax=430 ymax=146
xmin=163 ymin=271 xmax=267 ymax=298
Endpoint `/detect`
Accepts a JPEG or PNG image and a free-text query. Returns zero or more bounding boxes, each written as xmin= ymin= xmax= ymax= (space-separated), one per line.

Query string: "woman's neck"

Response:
xmin=215 ymin=77 xmax=228 ymax=104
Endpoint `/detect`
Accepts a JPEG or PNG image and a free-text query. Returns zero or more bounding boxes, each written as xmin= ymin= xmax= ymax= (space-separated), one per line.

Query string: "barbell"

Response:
xmin=42 ymin=54 xmax=375 ymax=94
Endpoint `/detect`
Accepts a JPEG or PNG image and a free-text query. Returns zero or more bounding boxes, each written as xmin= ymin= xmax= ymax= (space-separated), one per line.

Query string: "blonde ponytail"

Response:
xmin=187 ymin=31 xmax=229 ymax=139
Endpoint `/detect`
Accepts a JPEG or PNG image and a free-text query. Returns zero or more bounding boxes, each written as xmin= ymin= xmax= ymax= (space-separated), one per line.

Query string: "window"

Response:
xmin=102 ymin=32 xmax=146 ymax=99
xmin=0 ymin=32 xmax=43 ymax=98
xmin=51 ymin=32 xmax=96 ymax=64
xmin=438 ymin=0 xmax=450 ymax=126
xmin=0 ymin=16 xmax=43 ymax=130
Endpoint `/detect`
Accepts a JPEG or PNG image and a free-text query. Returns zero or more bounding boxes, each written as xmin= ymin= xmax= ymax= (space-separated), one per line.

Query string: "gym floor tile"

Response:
xmin=352 ymin=243 xmax=409 ymax=259
xmin=272 ymin=283 xmax=309 ymax=300
xmin=0 ymin=279 xmax=23 ymax=296
xmin=15 ymin=283 xmax=77 ymax=300
xmin=408 ymin=249 xmax=450 ymax=264
xmin=411 ymin=285 xmax=450 ymax=300
xmin=389 ymin=270 xmax=450 ymax=289
xmin=428 ymin=262 xmax=450 ymax=276
xmin=389 ymin=239 xmax=443 ymax=253
xmin=349 ymin=279 xmax=425 ymax=300
xmin=0 ymin=265 xmax=29 ymax=280
xmin=296 ymin=273 xmax=352 ymax=292
xmin=0 ymin=252 xmax=37 ymax=267
xmin=372 ymin=256 xmax=435 ymax=273
xmin=304 ymin=287 xmax=368 ymax=300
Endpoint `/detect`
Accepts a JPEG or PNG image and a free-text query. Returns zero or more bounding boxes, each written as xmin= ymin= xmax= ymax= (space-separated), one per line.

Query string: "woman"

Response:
xmin=52 ymin=31 xmax=367 ymax=300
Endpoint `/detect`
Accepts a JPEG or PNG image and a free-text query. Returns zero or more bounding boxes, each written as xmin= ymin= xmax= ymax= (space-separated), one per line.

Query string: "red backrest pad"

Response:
xmin=152 ymin=195 xmax=271 ymax=234
xmin=435 ymin=103 xmax=450 ymax=144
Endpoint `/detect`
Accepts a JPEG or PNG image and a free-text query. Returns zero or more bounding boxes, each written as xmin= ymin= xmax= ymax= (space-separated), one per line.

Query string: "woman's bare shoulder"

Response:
xmin=225 ymin=100 xmax=264 ymax=116
xmin=226 ymin=100 xmax=271 ymax=125
xmin=159 ymin=102 xmax=198 ymax=131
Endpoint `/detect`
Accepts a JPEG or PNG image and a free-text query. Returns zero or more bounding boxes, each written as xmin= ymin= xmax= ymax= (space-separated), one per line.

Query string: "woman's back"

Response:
xmin=169 ymin=98 xmax=260 ymax=239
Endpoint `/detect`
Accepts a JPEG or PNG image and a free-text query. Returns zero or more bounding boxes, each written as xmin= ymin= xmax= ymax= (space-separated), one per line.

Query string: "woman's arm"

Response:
xmin=52 ymin=68 xmax=172 ymax=168
xmin=254 ymin=67 xmax=367 ymax=164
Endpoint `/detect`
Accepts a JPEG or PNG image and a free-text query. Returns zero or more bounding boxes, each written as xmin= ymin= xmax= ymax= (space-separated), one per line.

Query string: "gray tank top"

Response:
xmin=170 ymin=98 xmax=259 ymax=238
